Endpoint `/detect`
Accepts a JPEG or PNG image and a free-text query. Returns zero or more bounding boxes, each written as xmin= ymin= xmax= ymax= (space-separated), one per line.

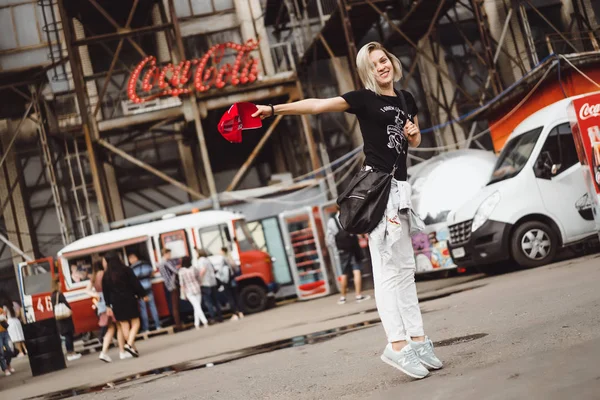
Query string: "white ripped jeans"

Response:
xmin=186 ymin=292 xmax=208 ymax=328
xmin=368 ymin=179 xmax=425 ymax=342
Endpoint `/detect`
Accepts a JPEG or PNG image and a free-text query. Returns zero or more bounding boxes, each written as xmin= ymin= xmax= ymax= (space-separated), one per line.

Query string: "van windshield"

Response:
xmin=488 ymin=127 xmax=543 ymax=185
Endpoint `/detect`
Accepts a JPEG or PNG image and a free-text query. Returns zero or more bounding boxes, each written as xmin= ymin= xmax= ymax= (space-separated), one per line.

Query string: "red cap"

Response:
xmin=217 ymin=102 xmax=262 ymax=143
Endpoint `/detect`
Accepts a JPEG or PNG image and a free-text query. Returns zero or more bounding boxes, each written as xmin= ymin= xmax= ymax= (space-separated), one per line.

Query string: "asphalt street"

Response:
xmin=2 ymin=254 xmax=599 ymax=399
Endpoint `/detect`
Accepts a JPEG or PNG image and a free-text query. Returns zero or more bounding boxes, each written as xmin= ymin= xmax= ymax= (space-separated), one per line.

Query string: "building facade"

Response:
xmin=1 ymin=0 xmax=599 ymax=294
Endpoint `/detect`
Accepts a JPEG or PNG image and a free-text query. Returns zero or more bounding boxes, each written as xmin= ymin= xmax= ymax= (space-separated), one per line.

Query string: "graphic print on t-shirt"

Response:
xmin=381 ymin=106 xmax=411 ymax=154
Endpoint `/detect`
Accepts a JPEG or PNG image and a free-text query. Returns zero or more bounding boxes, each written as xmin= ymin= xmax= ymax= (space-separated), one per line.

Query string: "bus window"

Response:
xmin=66 ymin=256 xmax=93 ymax=284
xmin=160 ymin=229 xmax=191 ymax=265
xmin=124 ymin=243 xmax=152 ymax=266
xmin=198 ymin=225 xmax=229 ymax=255
xmin=21 ymin=260 xmax=53 ymax=295
xmin=234 ymin=220 xmax=259 ymax=252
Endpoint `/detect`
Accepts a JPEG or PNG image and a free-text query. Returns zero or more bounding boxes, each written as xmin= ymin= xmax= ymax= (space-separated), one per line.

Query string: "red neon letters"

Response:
xmin=127 ymin=40 xmax=260 ymax=104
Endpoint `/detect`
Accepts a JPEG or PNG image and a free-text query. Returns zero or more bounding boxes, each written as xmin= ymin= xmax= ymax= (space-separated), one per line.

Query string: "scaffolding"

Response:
xmin=0 ymin=0 xmax=599 ymax=277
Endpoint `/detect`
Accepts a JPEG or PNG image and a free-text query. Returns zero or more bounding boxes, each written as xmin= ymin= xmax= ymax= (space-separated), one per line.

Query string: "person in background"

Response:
xmin=178 ymin=256 xmax=208 ymax=329
xmin=0 ymin=305 xmax=15 ymax=376
xmin=157 ymin=248 xmax=181 ymax=329
xmin=0 ymin=291 xmax=27 ymax=358
xmin=86 ymin=261 xmax=129 ymax=363
xmin=326 ymin=206 xmax=371 ymax=305
xmin=196 ymin=248 xmax=223 ymax=323
xmin=4 ymin=302 xmax=27 ymax=358
xmin=102 ymin=251 xmax=147 ymax=358
xmin=51 ymin=279 xmax=82 ymax=361
xmin=129 ymin=252 xmax=161 ymax=333
xmin=213 ymin=248 xmax=244 ymax=320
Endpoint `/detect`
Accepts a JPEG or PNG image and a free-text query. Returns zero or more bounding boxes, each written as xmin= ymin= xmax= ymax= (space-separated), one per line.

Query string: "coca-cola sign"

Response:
xmin=127 ymin=40 xmax=260 ymax=104
xmin=578 ymin=102 xmax=600 ymax=120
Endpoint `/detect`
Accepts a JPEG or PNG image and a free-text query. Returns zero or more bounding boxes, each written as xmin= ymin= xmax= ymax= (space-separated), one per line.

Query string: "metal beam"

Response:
xmin=0 ymin=233 xmax=32 ymax=262
xmin=154 ymin=186 xmax=184 ymax=205
xmin=58 ymin=0 xmax=110 ymax=226
xmin=401 ymin=0 xmax=446 ymax=88
xmin=523 ymin=0 xmax=578 ymax=54
xmin=226 ymin=113 xmax=287 ymax=192
xmin=122 ymin=195 xmax=154 ymax=213
xmin=365 ymin=0 xmax=475 ymax=103
xmin=93 ymin=0 xmax=140 ymax=118
xmin=97 ymin=139 xmax=206 ymax=200
xmin=135 ymin=190 xmax=169 ymax=210
xmin=167 ymin=0 xmax=218 ymax=208
xmin=85 ymin=0 xmax=148 ymax=57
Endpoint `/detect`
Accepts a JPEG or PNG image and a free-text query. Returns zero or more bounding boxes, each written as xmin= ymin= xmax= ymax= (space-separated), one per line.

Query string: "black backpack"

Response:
xmin=334 ymin=216 xmax=360 ymax=252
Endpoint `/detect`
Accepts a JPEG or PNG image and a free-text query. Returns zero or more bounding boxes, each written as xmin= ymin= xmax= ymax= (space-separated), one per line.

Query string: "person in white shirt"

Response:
xmin=178 ymin=256 xmax=208 ymax=329
xmin=212 ymin=248 xmax=244 ymax=320
xmin=196 ymin=248 xmax=223 ymax=323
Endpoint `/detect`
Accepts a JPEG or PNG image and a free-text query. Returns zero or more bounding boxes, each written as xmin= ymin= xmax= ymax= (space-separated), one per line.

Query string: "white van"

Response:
xmin=447 ymin=94 xmax=599 ymax=269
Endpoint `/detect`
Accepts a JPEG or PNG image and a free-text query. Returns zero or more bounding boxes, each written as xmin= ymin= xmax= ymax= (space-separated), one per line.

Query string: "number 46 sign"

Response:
xmin=31 ymin=294 xmax=54 ymax=321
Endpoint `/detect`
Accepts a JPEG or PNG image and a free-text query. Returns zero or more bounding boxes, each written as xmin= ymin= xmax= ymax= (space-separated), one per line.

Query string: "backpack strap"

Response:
xmin=334 ymin=214 xmax=342 ymax=231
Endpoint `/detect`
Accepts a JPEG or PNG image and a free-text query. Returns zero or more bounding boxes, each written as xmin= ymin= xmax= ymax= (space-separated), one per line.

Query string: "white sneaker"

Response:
xmin=99 ymin=352 xmax=112 ymax=363
xmin=230 ymin=314 xmax=239 ymax=321
xmin=410 ymin=337 xmax=443 ymax=370
xmin=337 ymin=297 xmax=346 ymax=305
xmin=381 ymin=344 xmax=429 ymax=379
xmin=120 ymin=351 xmax=133 ymax=360
xmin=4 ymin=370 xmax=11 ymax=376
xmin=66 ymin=353 xmax=82 ymax=361
xmin=356 ymin=295 xmax=371 ymax=303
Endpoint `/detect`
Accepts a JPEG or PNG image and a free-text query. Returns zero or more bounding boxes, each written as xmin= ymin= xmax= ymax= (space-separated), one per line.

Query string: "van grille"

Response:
xmin=449 ymin=220 xmax=473 ymax=244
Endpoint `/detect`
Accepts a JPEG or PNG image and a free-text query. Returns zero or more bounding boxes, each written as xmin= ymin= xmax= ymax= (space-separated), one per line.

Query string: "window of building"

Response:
xmin=174 ymin=0 xmax=234 ymax=19
xmin=183 ymin=28 xmax=243 ymax=60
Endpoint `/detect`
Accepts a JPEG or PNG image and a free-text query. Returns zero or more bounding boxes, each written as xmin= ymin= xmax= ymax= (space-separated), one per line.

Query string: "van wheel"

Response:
xmin=510 ymin=221 xmax=557 ymax=268
xmin=239 ymin=284 xmax=267 ymax=314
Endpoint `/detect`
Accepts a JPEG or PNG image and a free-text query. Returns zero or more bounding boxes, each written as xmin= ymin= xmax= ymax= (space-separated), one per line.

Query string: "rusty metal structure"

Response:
xmin=1 ymin=0 xmax=599 ymax=291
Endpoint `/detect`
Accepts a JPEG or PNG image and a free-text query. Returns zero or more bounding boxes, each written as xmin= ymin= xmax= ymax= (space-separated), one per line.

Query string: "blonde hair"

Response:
xmin=356 ymin=42 xmax=402 ymax=95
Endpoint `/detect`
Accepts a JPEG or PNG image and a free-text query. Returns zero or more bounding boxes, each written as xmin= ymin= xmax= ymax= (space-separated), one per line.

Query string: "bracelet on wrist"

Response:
xmin=269 ymin=104 xmax=275 ymax=117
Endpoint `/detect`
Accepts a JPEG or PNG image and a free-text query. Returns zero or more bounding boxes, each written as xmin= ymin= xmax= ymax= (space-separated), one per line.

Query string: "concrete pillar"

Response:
xmin=417 ymin=37 xmax=466 ymax=149
xmin=332 ymin=57 xmax=363 ymax=149
xmin=0 ymin=120 xmax=36 ymax=264
xmin=177 ymin=138 xmax=202 ymax=198
xmin=581 ymin=0 xmax=599 ymax=29
xmin=234 ymin=0 xmax=275 ymax=76
xmin=73 ymin=19 xmax=102 ymax=121
xmin=482 ymin=0 xmax=531 ymax=84
xmin=153 ymin=3 xmax=171 ymax=63
xmin=103 ymin=163 xmax=125 ymax=221
xmin=271 ymin=134 xmax=288 ymax=174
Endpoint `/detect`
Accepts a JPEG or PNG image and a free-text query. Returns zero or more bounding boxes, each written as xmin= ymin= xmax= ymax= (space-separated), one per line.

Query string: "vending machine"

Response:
xmin=279 ymin=207 xmax=331 ymax=300
xmin=568 ymin=93 xmax=600 ymax=238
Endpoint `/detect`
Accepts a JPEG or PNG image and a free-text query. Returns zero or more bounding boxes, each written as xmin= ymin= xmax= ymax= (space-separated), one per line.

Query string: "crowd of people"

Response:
xmin=0 ymin=290 xmax=27 ymax=376
xmin=0 ymin=245 xmax=244 ymax=375
xmin=80 ymin=246 xmax=244 ymax=363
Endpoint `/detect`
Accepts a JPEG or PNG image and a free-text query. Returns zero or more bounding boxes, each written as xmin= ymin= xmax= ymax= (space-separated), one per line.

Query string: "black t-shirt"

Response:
xmin=341 ymin=89 xmax=418 ymax=181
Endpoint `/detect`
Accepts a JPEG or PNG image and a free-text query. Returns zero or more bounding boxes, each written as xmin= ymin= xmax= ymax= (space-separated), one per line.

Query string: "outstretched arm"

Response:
xmin=252 ymin=97 xmax=349 ymax=119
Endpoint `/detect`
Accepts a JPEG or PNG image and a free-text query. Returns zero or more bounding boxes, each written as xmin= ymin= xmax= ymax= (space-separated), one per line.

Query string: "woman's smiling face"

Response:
xmin=369 ymin=49 xmax=394 ymax=88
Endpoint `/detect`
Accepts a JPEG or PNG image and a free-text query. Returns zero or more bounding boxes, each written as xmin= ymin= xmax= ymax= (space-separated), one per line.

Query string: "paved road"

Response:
xmin=3 ymin=254 xmax=600 ymax=399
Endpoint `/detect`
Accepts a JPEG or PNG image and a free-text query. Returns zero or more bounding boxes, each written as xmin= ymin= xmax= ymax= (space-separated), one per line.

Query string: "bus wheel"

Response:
xmin=511 ymin=221 xmax=557 ymax=268
xmin=239 ymin=284 xmax=267 ymax=314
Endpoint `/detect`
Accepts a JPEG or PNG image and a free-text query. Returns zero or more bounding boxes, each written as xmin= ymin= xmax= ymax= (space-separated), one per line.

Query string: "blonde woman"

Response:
xmin=252 ymin=42 xmax=442 ymax=379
